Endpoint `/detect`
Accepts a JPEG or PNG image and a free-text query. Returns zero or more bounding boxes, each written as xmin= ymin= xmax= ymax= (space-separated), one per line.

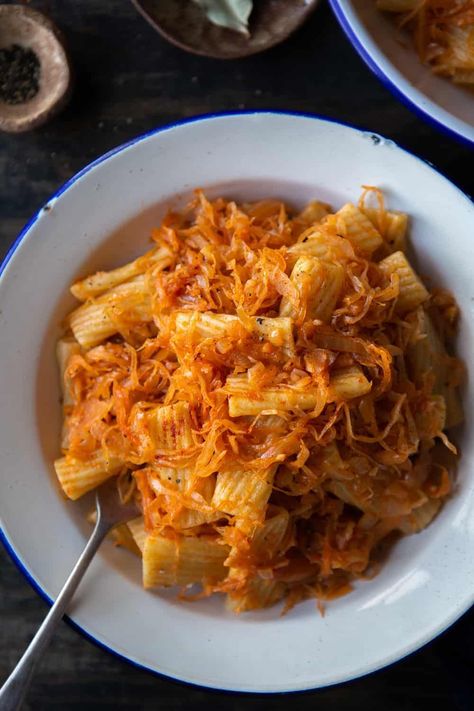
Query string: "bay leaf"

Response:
xmin=193 ymin=0 xmax=253 ymax=36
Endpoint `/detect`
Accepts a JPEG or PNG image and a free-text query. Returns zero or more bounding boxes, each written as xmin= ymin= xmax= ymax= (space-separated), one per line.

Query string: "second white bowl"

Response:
xmin=330 ymin=1 xmax=474 ymax=146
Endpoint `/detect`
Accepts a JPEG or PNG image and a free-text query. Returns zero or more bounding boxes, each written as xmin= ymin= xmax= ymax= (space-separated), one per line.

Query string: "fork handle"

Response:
xmin=0 ymin=517 xmax=112 ymax=711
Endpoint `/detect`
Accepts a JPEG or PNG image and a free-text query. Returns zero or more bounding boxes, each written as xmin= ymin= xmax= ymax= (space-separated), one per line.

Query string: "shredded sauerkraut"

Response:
xmin=56 ymin=188 xmax=463 ymax=613
xmin=377 ymin=0 xmax=474 ymax=84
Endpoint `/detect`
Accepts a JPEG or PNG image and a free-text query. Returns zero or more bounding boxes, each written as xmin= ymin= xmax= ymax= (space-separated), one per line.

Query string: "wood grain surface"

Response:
xmin=0 ymin=1 xmax=473 ymax=709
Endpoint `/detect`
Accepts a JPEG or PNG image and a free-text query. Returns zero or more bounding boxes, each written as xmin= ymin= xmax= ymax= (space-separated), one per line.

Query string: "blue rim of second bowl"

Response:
xmin=328 ymin=0 xmax=474 ymax=148
xmin=0 ymin=109 xmax=473 ymax=694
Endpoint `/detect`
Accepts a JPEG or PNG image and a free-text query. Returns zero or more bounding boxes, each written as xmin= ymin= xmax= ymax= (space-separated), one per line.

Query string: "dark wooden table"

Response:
xmin=1 ymin=1 xmax=473 ymax=709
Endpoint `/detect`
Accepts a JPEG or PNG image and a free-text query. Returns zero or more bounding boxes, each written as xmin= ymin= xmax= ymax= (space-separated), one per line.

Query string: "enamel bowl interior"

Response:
xmin=329 ymin=1 xmax=474 ymax=145
xmin=0 ymin=112 xmax=473 ymax=693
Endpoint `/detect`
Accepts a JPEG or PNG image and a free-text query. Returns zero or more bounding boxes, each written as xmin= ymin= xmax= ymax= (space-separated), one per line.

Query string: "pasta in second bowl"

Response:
xmin=0 ymin=112 xmax=474 ymax=692
xmin=329 ymin=1 xmax=474 ymax=145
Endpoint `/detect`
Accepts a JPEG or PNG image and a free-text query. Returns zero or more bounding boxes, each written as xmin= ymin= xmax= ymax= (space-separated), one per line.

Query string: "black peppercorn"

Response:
xmin=0 ymin=44 xmax=40 ymax=105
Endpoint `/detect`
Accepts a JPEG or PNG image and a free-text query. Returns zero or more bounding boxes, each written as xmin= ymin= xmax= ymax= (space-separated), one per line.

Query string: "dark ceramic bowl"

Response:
xmin=131 ymin=0 xmax=320 ymax=59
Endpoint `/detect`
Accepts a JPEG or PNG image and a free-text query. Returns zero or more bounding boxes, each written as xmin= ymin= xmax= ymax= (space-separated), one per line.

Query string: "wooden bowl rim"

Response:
xmin=131 ymin=0 xmax=320 ymax=59
xmin=0 ymin=4 xmax=72 ymax=133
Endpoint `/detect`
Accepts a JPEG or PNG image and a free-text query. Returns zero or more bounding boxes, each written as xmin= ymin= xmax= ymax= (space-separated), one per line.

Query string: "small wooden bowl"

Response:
xmin=0 ymin=5 xmax=71 ymax=133
xmin=131 ymin=0 xmax=320 ymax=59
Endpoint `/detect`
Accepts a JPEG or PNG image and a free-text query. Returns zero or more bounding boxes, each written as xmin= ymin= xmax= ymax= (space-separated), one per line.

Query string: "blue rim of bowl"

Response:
xmin=1 ymin=109 xmax=473 ymax=694
xmin=328 ymin=0 xmax=474 ymax=149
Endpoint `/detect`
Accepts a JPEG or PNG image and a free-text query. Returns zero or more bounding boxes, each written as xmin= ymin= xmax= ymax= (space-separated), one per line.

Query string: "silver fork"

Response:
xmin=0 ymin=480 xmax=140 ymax=711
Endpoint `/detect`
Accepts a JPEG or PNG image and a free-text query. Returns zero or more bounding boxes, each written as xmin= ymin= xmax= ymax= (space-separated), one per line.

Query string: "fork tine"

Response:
xmin=96 ymin=478 xmax=141 ymax=528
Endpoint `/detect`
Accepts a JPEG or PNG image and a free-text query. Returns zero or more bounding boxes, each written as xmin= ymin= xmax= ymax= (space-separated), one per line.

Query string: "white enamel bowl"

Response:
xmin=1 ymin=112 xmax=474 ymax=693
xmin=329 ymin=1 xmax=474 ymax=146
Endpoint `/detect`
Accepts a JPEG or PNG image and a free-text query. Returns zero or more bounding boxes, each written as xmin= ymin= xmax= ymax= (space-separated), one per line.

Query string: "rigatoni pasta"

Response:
xmin=56 ymin=187 xmax=463 ymax=612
